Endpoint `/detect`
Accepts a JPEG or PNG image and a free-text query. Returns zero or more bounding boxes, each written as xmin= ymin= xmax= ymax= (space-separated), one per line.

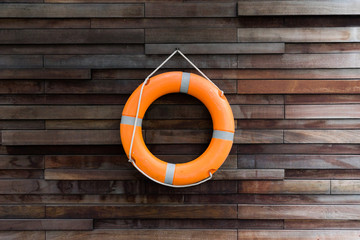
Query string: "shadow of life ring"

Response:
xmin=120 ymin=71 xmax=235 ymax=187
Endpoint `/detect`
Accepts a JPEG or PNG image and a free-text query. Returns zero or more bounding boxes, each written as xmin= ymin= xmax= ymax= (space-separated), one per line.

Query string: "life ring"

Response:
xmin=120 ymin=71 xmax=234 ymax=186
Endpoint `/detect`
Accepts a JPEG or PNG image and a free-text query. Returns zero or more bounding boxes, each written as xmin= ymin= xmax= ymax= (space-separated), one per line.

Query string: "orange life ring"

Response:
xmin=120 ymin=71 xmax=234 ymax=186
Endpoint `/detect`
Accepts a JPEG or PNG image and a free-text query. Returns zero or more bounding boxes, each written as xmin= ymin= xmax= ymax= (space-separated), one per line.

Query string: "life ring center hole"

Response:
xmin=143 ymin=93 xmax=213 ymax=164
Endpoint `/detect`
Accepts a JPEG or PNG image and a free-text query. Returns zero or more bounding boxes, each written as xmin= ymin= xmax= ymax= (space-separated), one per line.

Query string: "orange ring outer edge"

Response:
xmin=120 ymin=71 xmax=235 ymax=186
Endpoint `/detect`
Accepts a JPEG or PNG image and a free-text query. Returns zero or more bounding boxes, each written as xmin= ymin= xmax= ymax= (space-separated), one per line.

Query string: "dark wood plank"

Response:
xmin=238 ymin=27 xmax=359 ymax=42
xmin=45 ymin=55 xmax=238 ymax=68
xmin=0 ymin=29 xmax=144 ymax=44
xmin=45 ymin=155 xmax=129 ymax=169
xmin=284 ymin=16 xmax=360 ymax=28
xmin=238 ymin=80 xmax=360 ymax=94
xmin=238 ymin=205 xmax=360 ymax=219
xmin=286 ymin=169 xmax=360 ymax=179
xmin=0 ymin=4 xmax=144 ymax=18
xmin=238 ymin=0 xmax=360 ymax=15
xmin=44 ymin=95 xmax=128 ymax=105
xmin=243 ymin=154 xmax=360 ymax=169
xmin=2 ymin=130 xmax=120 ymax=145
xmin=285 ymin=219 xmax=360 ymax=230
xmin=0 ymin=169 xmax=43 ymax=179
xmin=94 ymin=219 xmax=283 ymax=230
xmin=0 ymin=120 xmax=44 ymax=130
xmin=286 ymin=95 xmax=360 ymax=104
xmin=0 ymin=205 xmax=44 ymax=218
xmin=238 ymin=180 xmax=330 ymax=194
xmin=286 ymin=105 xmax=360 ymax=119
xmin=284 ymin=130 xmax=360 ymax=143
xmin=235 ymin=130 xmax=283 ymax=144
xmin=0 ymin=80 xmax=43 ymax=94
xmin=238 ymin=54 xmax=360 ymax=68
xmin=47 ymin=229 xmax=237 ymax=240
xmin=0 ymin=105 xmax=123 ymax=119
xmin=238 ymin=230 xmax=360 ymax=240
xmin=232 ymin=105 xmax=284 ymax=119
xmin=0 ymin=219 xmax=92 ymax=230
xmin=145 ymin=3 xmax=236 ymax=17
xmin=0 ymin=55 xmax=42 ymax=68
xmin=0 ymin=95 xmax=46 ymax=105
xmin=227 ymin=95 xmax=284 ymax=104
xmin=145 ymin=28 xmax=237 ymax=43
xmin=45 ymin=120 xmax=120 ymax=130
xmin=0 ymin=155 xmax=43 ymax=169
xmin=0 ymin=19 xmax=89 ymax=28
xmin=213 ymin=169 xmax=284 ymax=180
xmin=286 ymin=43 xmax=360 ymax=53
xmin=145 ymin=43 xmax=284 ymax=54
xmin=46 ymin=205 xmax=237 ymax=219
xmin=0 ymin=69 xmax=90 ymax=79
xmin=0 ymin=232 xmax=44 ymax=240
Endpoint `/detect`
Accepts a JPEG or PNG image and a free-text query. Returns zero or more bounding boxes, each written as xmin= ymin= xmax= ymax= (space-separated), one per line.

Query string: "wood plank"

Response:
xmin=286 ymin=170 xmax=360 ymax=179
xmin=0 ymin=4 xmax=144 ymax=18
xmin=285 ymin=130 xmax=360 ymax=143
xmin=286 ymin=43 xmax=360 ymax=53
xmin=47 ymin=229 xmax=237 ymax=240
xmin=0 ymin=19 xmax=89 ymax=28
xmin=286 ymin=105 xmax=360 ymax=119
xmin=235 ymin=130 xmax=283 ymax=144
xmin=285 ymin=95 xmax=360 ymax=104
xmin=0 ymin=44 xmax=143 ymax=55
xmin=0 ymin=219 xmax=92 ymax=231
xmin=46 ymin=205 xmax=237 ymax=219
xmin=0 ymin=69 xmax=90 ymax=79
xmin=285 ymin=219 xmax=360 ymax=229
xmin=0 ymin=169 xmax=43 ymax=179
xmin=332 ymin=180 xmax=360 ymax=194
xmin=0 ymin=105 xmax=123 ymax=119
xmin=238 ymin=54 xmax=360 ymax=68
xmin=0 ymin=205 xmax=44 ymax=218
xmin=238 ymin=205 xmax=360 ymax=219
xmin=237 ymin=0 xmax=360 ymax=15
xmin=0 ymin=120 xmax=44 ymax=130
xmin=238 ymin=180 xmax=330 ymax=194
xmin=145 ymin=43 xmax=284 ymax=54
xmin=238 ymin=230 xmax=360 ymax=240
xmin=45 ymin=55 xmax=238 ymax=68
xmin=0 ymin=155 xmax=43 ymax=169
xmin=145 ymin=28 xmax=237 ymax=43
xmin=145 ymin=3 xmax=236 ymax=17
xmin=45 ymin=120 xmax=120 ymax=130
xmin=44 ymin=95 xmax=129 ymax=105
xmin=94 ymin=219 xmax=283 ymax=230
xmin=284 ymin=16 xmax=360 ymax=28
xmin=227 ymin=95 xmax=284 ymax=105
xmin=232 ymin=105 xmax=284 ymax=119
xmin=0 ymin=95 xmax=46 ymax=105
xmin=0 ymin=29 xmax=144 ymax=44
xmin=2 ymin=130 xmax=120 ymax=145
xmin=245 ymin=154 xmax=360 ymax=169
xmin=238 ymin=80 xmax=360 ymax=94
xmin=213 ymin=169 xmax=284 ymax=180
xmin=45 ymin=155 xmax=129 ymax=169
xmin=238 ymin=28 xmax=360 ymax=42
xmin=0 ymin=232 xmax=44 ymax=240
xmin=0 ymin=80 xmax=43 ymax=94
xmin=237 ymin=119 xmax=360 ymax=129
xmin=0 ymin=55 xmax=42 ymax=68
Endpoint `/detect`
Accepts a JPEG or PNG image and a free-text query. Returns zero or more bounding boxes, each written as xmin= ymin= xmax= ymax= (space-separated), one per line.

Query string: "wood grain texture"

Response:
xmin=285 ymin=219 xmax=360 ymax=229
xmin=238 ymin=80 xmax=360 ymax=94
xmin=0 ymin=29 xmax=144 ymax=44
xmin=284 ymin=130 xmax=360 ymax=143
xmin=238 ymin=230 xmax=360 ymax=240
xmin=0 ymin=55 xmax=42 ymax=68
xmin=0 ymin=232 xmax=45 ymax=240
xmin=286 ymin=105 xmax=360 ymax=119
xmin=286 ymin=43 xmax=360 ymax=53
xmin=235 ymin=130 xmax=283 ymax=144
xmin=0 ymin=219 xmax=93 ymax=230
xmin=238 ymin=180 xmax=330 ymax=194
xmin=0 ymin=4 xmax=144 ymax=18
xmin=332 ymin=180 xmax=360 ymax=194
xmin=0 ymin=19 xmax=90 ymax=29
xmin=0 ymin=205 xmax=44 ymax=218
xmin=145 ymin=3 xmax=237 ymax=17
xmin=0 ymin=80 xmax=43 ymax=94
xmin=0 ymin=69 xmax=90 ymax=79
xmin=237 ymin=0 xmax=360 ymax=15
xmin=0 ymin=120 xmax=44 ymax=130
xmin=238 ymin=28 xmax=360 ymax=42
xmin=145 ymin=43 xmax=284 ymax=54
xmin=286 ymin=169 xmax=360 ymax=179
xmin=46 ymin=229 xmax=237 ymax=240
xmin=285 ymin=95 xmax=360 ymax=104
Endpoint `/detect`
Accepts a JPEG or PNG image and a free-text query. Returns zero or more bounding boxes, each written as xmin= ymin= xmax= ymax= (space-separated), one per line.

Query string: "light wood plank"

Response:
xmin=235 ymin=130 xmax=283 ymax=144
xmin=286 ymin=105 xmax=360 ymax=119
xmin=238 ymin=0 xmax=360 ymax=15
xmin=0 ymin=4 xmax=144 ymax=18
xmin=332 ymin=180 xmax=360 ymax=194
xmin=285 ymin=130 xmax=360 ymax=143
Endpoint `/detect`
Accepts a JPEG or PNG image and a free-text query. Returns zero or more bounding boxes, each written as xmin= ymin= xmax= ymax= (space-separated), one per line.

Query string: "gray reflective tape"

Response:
xmin=180 ymin=72 xmax=191 ymax=93
xmin=212 ymin=130 xmax=234 ymax=141
xmin=164 ymin=163 xmax=176 ymax=185
xmin=120 ymin=115 xmax=142 ymax=127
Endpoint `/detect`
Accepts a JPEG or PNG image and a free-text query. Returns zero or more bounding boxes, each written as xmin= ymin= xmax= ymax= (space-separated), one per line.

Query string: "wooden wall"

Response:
xmin=1 ymin=0 xmax=360 ymax=239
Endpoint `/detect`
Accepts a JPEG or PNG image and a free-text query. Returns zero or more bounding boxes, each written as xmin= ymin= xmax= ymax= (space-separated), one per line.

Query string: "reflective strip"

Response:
xmin=212 ymin=130 xmax=234 ymax=141
xmin=120 ymin=115 xmax=142 ymax=127
xmin=180 ymin=72 xmax=191 ymax=93
xmin=164 ymin=163 xmax=176 ymax=185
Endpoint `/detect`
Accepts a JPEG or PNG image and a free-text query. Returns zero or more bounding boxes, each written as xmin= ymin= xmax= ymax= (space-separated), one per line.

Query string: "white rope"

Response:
xmin=127 ymin=49 xmax=223 ymax=187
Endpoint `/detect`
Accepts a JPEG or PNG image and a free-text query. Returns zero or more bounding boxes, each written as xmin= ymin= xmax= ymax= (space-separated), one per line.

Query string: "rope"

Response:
xmin=127 ymin=49 xmax=223 ymax=187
